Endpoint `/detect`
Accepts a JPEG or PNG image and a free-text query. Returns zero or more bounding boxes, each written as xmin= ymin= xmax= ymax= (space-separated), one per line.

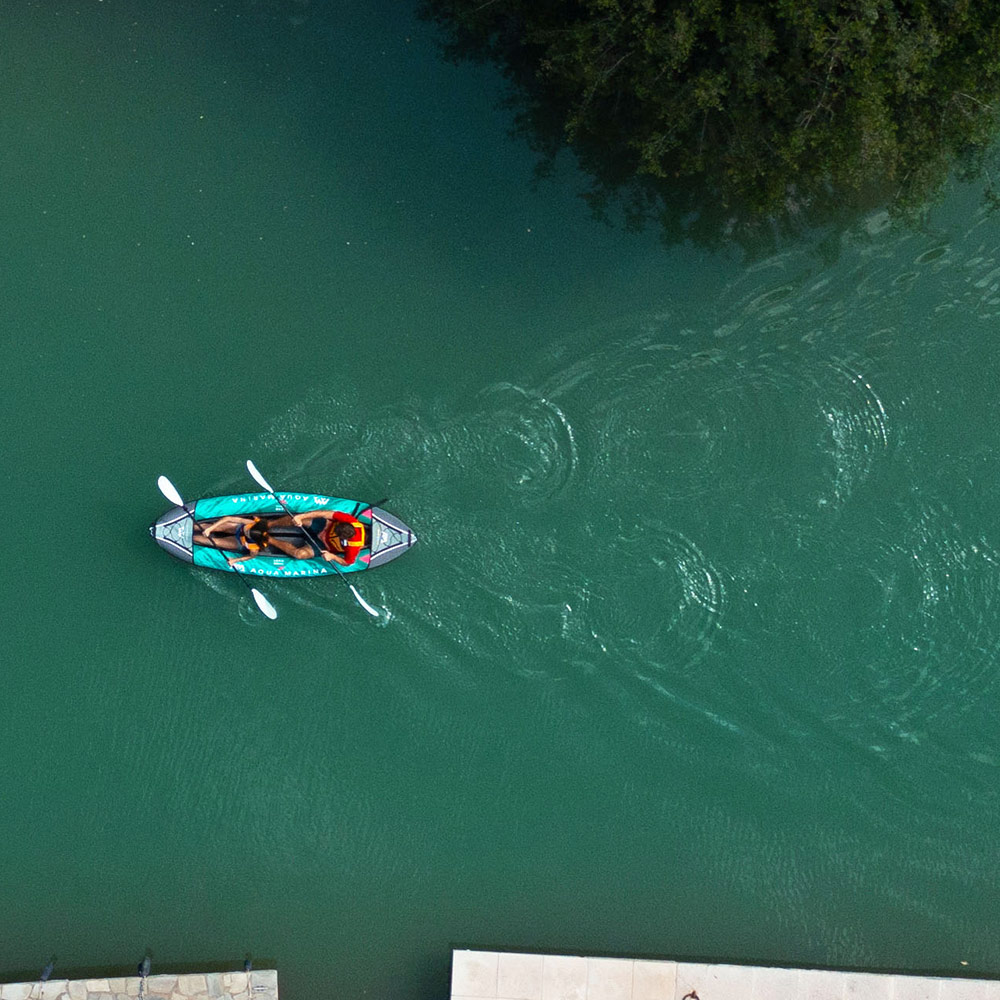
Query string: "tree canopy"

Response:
xmin=422 ymin=0 xmax=1000 ymax=223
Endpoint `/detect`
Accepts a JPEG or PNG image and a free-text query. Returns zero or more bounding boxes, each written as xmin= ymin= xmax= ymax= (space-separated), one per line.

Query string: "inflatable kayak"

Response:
xmin=150 ymin=491 xmax=416 ymax=579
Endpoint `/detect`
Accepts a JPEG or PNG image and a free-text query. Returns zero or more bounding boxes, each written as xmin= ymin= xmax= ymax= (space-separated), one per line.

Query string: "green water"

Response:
xmin=2 ymin=3 xmax=999 ymax=998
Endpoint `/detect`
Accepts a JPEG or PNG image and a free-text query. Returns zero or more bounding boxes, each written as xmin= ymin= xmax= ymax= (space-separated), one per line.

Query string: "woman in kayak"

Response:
xmin=192 ymin=514 xmax=313 ymax=565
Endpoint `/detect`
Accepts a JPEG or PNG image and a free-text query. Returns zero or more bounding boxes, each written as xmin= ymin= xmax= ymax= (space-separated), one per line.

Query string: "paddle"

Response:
xmin=138 ymin=956 xmax=151 ymax=1000
xmin=245 ymin=460 xmax=380 ymax=618
xmin=31 ymin=960 xmax=54 ymax=1000
xmin=156 ymin=475 xmax=278 ymax=621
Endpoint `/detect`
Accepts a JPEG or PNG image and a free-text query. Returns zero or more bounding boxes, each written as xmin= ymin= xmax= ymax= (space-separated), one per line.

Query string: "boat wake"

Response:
xmin=246 ymin=248 xmax=999 ymax=795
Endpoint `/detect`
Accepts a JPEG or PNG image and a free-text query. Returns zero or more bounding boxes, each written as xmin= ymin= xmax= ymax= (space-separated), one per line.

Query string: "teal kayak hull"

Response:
xmin=150 ymin=492 xmax=416 ymax=578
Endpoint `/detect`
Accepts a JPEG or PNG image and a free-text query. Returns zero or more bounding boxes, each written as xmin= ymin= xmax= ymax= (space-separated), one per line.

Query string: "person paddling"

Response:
xmin=268 ymin=509 xmax=367 ymax=565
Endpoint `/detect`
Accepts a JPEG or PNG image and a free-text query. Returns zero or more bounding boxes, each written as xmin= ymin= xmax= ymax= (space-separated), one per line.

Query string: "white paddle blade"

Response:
xmin=157 ymin=475 xmax=185 ymax=507
xmin=350 ymin=584 xmax=380 ymax=618
xmin=245 ymin=460 xmax=275 ymax=495
xmin=251 ymin=588 xmax=278 ymax=620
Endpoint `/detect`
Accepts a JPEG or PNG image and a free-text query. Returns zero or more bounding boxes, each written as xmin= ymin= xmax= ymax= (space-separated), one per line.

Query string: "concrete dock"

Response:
xmin=0 ymin=970 xmax=277 ymax=1000
xmin=451 ymin=951 xmax=1000 ymax=1000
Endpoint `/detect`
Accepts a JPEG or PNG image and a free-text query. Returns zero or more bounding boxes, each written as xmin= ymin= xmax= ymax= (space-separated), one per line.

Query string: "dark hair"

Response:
xmin=247 ymin=521 xmax=269 ymax=545
xmin=334 ymin=521 xmax=355 ymax=542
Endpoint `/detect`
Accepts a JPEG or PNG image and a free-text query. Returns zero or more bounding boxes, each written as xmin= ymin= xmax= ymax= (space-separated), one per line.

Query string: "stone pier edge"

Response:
xmin=0 ymin=969 xmax=277 ymax=1000
xmin=451 ymin=950 xmax=1000 ymax=1000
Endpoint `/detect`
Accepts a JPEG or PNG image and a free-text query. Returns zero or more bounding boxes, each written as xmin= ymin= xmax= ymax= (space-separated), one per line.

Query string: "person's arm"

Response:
xmin=320 ymin=550 xmax=348 ymax=565
xmin=203 ymin=515 xmax=251 ymax=537
xmin=268 ymin=535 xmax=316 ymax=560
xmin=291 ymin=510 xmax=337 ymax=528
xmin=269 ymin=510 xmax=334 ymax=529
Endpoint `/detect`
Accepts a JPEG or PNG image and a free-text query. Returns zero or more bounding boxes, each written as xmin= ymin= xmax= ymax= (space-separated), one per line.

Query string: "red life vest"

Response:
xmin=324 ymin=511 xmax=365 ymax=565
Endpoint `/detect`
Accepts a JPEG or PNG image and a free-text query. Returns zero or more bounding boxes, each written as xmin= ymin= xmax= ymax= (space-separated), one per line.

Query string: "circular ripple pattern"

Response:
xmin=542 ymin=333 xmax=894 ymax=524
xmin=569 ymin=521 xmax=725 ymax=674
xmin=874 ymin=505 xmax=1000 ymax=729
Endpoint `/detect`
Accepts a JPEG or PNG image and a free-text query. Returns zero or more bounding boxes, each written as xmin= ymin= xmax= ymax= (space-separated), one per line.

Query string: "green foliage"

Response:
xmin=423 ymin=0 xmax=1000 ymax=218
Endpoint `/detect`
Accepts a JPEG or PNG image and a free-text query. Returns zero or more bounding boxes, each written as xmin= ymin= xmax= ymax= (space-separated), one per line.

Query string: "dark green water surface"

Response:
xmin=2 ymin=3 xmax=999 ymax=998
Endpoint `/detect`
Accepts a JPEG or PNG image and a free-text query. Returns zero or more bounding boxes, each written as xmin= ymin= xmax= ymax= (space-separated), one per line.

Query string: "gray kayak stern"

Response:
xmin=150 ymin=505 xmax=194 ymax=563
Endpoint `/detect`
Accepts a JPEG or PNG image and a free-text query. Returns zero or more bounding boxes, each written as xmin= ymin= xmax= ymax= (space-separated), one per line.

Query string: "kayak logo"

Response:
xmin=234 ymin=563 xmax=332 ymax=578
xmin=226 ymin=493 xmax=333 ymax=506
